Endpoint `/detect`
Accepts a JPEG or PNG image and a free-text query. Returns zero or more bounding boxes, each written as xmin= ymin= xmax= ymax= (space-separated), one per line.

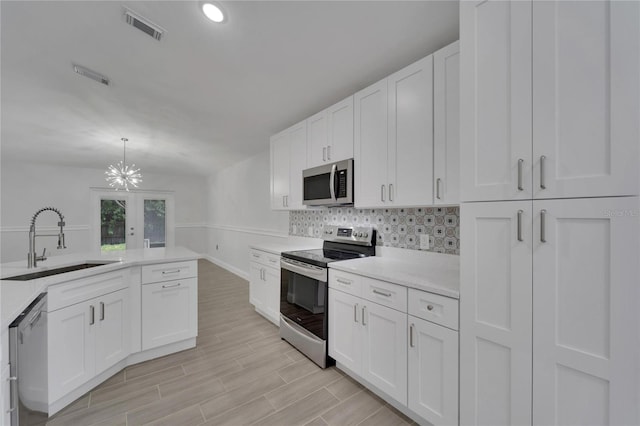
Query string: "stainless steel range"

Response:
xmin=280 ymin=225 xmax=375 ymax=368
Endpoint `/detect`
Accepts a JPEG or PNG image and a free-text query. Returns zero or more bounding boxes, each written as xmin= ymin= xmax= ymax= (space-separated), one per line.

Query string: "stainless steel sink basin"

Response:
xmin=2 ymin=262 xmax=117 ymax=281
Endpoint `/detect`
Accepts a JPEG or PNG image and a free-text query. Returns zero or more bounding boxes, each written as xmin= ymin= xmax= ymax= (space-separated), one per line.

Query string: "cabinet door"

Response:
xmin=532 ymin=1 xmax=639 ymax=199
xmin=388 ymin=55 xmax=434 ymax=207
xmin=2 ymin=364 xmax=10 ymax=426
xmin=532 ymin=197 xmax=639 ymax=426
xmin=95 ymin=289 xmax=130 ymax=375
xmin=408 ymin=317 xmax=458 ymax=426
xmin=327 ymin=96 xmax=354 ymax=163
xmin=307 ymin=110 xmax=328 ymax=168
xmin=460 ymin=0 xmax=532 ymax=202
xmin=434 ymin=41 xmax=460 ymax=206
xmin=141 ymin=278 xmax=197 ymax=350
xmin=361 ymin=302 xmax=407 ymax=404
xmin=460 ymin=200 xmax=532 ymax=426
xmin=48 ymin=302 xmax=95 ymax=403
xmin=270 ymin=130 xmax=290 ymax=210
xmin=249 ymin=263 xmax=265 ymax=312
xmin=263 ymin=266 xmax=281 ymax=326
xmin=328 ymin=289 xmax=361 ymax=375
xmin=354 ymin=79 xmax=388 ymax=208
xmin=288 ymin=120 xmax=307 ymax=209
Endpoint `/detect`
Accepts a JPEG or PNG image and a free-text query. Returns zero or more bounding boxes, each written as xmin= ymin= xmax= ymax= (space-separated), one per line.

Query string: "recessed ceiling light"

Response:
xmin=202 ymin=2 xmax=226 ymax=23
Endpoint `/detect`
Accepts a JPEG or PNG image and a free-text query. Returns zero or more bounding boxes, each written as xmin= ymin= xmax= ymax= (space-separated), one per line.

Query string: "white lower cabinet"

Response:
xmin=48 ymin=287 xmax=129 ymax=403
xmin=248 ymin=249 xmax=281 ymax=326
xmin=329 ymin=270 xmax=460 ymax=425
xmin=408 ymin=317 xmax=458 ymax=426
xmin=141 ymin=278 xmax=197 ymax=350
xmin=461 ymin=196 xmax=640 ymax=425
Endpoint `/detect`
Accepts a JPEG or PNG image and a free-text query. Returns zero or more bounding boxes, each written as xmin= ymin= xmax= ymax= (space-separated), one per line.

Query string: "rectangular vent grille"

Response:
xmin=73 ymin=64 xmax=109 ymax=86
xmin=124 ymin=8 xmax=164 ymax=41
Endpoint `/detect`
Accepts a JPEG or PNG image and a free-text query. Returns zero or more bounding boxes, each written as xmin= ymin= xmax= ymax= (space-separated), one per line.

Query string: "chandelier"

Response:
xmin=105 ymin=137 xmax=142 ymax=191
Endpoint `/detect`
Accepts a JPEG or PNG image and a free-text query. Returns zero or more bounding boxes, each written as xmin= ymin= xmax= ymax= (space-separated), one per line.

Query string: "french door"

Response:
xmin=91 ymin=189 xmax=175 ymax=251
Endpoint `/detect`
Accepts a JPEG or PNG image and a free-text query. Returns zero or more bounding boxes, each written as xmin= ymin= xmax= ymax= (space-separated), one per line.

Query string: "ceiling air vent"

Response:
xmin=73 ymin=64 xmax=109 ymax=86
xmin=124 ymin=8 xmax=165 ymax=41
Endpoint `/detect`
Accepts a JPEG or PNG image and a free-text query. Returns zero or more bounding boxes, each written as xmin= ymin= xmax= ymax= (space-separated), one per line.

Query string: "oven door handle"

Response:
xmin=281 ymin=258 xmax=327 ymax=282
xmin=329 ymin=163 xmax=337 ymax=202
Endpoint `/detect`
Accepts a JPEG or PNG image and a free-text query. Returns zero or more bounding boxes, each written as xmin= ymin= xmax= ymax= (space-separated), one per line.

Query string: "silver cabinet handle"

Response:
xmin=336 ymin=278 xmax=351 ymax=285
xmin=540 ymin=209 xmax=547 ymax=243
xmin=354 ymin=303 xmax=359 ymax=323
xmin=282 ymin=195 xmax=286 ymax=207
xmin=372 ymin=289 xmax=392 ymax=297
xmin=162 ymin=269 xmax=181 ymax=275
xmin=517 ymin=159 xmax=524 ymax=191
xmin=7 ymin=376 xmax=17 ymax=413
xmin=327 ymin=145 xmax=331 ymax=160
xmin=100 ymin=302 xmax=105 ymax=321
xmin=89 ymin=305 xmax=95 ymax=325
xmin=540 ymin=155 xmax=547 ymax=189
xmin=409 ymin=323 xmax=415 ymax=348
xmin=381 ymin=185 xmax=385 ymax=202
xmin=323 ymin=147 xmax=327 ymax=161
xmin=362 ymin=306 xmax=367 ymax=325
xmin=436 ymin=178 xmax=442 ymax=200
xmin=389 ymin=184 xmax=394 ymax=202
xmin=517 ymin=209 xmax=524 ymax=242
xmin=269 ymin=258 xmax=277 ymax=264
xmin=252 ymin=254 xmax=260 ymax=258
xmin=162 ymin=282 xmax=182 ymax=289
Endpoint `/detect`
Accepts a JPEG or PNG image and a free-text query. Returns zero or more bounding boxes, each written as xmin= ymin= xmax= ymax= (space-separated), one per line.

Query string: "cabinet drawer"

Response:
xmin=250 ymin=250 xmax=280 ymax=268
xmin=48 ymin=269 xmax=127 ymax=312
xmin=329 ymin=270 xmax=362 ymax=297
xmin=408 ymin=288 xmax=459 ymax=330
xmin=362 ymin=277 xmax=407 ymax=312
xmin=141 ymin=260 xmax=197 ymax=284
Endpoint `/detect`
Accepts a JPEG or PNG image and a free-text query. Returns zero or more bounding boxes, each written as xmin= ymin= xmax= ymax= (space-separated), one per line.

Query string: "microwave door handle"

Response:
xmin=329 ymin=164 xmax=337 ymax=201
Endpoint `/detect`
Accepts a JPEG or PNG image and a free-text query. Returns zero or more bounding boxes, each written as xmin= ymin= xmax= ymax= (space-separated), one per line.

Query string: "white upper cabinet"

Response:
xmin=461 ymin=0 xmax=639 ymax=202
xmin=354 ymin=79 xmax=389 ymax=208
xmin=270 ymin=120 xmax=307 ymax=210
xmin=460 ymin=0 xmax=533 ymax=202
xmin=306 ymin=110 xmax=328 ymax=168
xmin=355 ymin=55 xmax=435 ymax=208
xmin=532 ymin=1 xmax=639 ymax=199
xmin=433 ymin=41 xmax=460 ymax=205
xmin=270 ymin=130 xmax=290 ymax=210
xmin=307 ymin=96 xmax=354 ymax=169
xmin=326 ymin=96 xmax=354 ymax=163
xmin=388 ymin=55 xmax=434 ymax=207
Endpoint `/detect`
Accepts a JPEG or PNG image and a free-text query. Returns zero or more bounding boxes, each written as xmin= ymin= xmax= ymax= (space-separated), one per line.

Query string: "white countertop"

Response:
xmin=1 ymin=247 xmax=200 ymax=328
xmin=329 ymin=249 xmax=460 ymax=299
xmin=249 ymin=240 xmax=322 ymax=256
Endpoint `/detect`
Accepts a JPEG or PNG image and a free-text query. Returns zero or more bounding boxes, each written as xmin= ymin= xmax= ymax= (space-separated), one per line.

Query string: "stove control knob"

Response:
xmin=357 ymin=232 xmax=363 ymax=237
xmin=364 ymin=233 xmax=368 ymax=238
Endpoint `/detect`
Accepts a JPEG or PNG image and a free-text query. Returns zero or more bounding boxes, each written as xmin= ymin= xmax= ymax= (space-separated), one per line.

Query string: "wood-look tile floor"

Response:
xmin=46 ymin=259 xmax=414 ymax=426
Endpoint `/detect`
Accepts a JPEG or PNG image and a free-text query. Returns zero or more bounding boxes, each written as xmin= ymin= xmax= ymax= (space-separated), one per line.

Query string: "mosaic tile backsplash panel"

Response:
xmin=289 ymin=206 xmax=460 ymax=255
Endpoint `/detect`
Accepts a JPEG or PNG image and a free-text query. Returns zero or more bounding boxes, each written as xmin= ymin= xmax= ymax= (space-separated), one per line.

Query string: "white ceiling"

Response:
xmin=1 ymin=1 xmax=459 ymax=176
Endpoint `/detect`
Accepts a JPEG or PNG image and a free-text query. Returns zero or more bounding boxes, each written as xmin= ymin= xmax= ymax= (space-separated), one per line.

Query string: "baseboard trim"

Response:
xmin=202 ymin=254 xmax=249 ymax=281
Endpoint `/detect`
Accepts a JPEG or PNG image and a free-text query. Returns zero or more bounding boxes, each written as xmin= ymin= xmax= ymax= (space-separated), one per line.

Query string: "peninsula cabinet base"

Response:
xmin=335 ymin=362 xmax=439 ymax=426
xmin=48 ymin=338 xmax=196 ymax=416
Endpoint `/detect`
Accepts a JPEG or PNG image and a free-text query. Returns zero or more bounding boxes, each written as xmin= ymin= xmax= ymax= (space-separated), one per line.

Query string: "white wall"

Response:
xmin=205 ymin=149 xmax=292 ymax=279
xmin=0 ymin=161 xmax=207 ymax=263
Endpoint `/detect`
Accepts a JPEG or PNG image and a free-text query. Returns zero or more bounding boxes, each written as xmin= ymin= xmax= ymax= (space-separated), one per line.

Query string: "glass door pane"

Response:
xmin=100 ymin=199 xmax=127 ymax=252
xmin=143 ymin=199 xmax=166 ymax=248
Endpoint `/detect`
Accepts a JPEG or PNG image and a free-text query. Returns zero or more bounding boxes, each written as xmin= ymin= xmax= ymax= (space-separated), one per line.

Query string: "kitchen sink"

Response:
xmin=2 ymin=261 xmax=117 ymax=281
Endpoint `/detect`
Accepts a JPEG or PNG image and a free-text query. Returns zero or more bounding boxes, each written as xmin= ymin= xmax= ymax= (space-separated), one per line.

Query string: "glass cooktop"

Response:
xmin=281 ymin=248 xmax=367 ymax=268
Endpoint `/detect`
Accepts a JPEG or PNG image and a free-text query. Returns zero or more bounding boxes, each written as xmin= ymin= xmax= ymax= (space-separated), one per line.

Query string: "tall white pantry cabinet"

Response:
xmin=459 ymin=1 xmax=640 ymax=426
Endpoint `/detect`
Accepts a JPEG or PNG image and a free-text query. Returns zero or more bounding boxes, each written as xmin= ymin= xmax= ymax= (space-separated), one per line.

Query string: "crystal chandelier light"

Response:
xmin=105 ymin=137 xmax=142 ymax=191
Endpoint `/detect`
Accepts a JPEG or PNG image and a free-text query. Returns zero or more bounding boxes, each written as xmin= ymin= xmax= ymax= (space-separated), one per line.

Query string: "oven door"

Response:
xmin=280 ymin=258 xmax=328 ymax=340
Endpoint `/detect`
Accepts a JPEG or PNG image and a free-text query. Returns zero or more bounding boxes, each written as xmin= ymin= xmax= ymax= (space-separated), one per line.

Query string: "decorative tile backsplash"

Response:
xmin=289 ymin=206 xmax=460 ymax=255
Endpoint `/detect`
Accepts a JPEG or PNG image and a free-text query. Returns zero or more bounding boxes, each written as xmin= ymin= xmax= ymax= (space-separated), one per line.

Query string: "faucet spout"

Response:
xmin=27 ymin=207 xmax=67 ymax=268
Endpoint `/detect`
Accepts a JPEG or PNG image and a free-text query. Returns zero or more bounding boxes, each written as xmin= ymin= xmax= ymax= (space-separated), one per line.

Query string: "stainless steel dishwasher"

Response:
xmin=8 ymin=293 xmax=48 ymax=426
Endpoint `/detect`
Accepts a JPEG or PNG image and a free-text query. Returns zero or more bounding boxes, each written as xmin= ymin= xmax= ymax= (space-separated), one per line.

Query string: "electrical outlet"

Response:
xmin=292 ymin=225 xmax=297 ymax=234
xmin=419 ymin=234 xmax=430 ymax=250
xmin=308 ymin=226 xmax=314 ymax=236
xmin=216 ymin=244 xmax=219 ymax=250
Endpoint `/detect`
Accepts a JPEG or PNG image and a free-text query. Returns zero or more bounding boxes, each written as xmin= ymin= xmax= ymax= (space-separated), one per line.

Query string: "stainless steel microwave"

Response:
xmin=302 ymin=159 xmax=354 ymax=206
